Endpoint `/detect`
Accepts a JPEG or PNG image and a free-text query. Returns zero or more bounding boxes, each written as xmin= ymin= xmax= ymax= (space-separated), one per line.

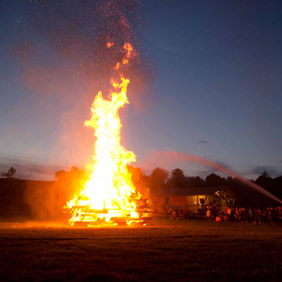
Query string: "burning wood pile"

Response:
xmin=66 ymin=197 xmax=153 ymax=226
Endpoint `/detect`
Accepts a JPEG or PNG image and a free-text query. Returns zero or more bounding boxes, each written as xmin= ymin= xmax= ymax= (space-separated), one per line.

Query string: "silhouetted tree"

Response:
xmin=254 ymin=170 xmax=282 ymax=201
xmin=2 ymin=167 xmax=17 ymax=179
xmin=185 ymin=176 xmax=205 ymax=187
xmin=149 ymin=167 xmax=168 ymax=194
xmin=255 ymin=171 xmax=273 ymax=190
xmin=272 ymin=175 xmax=282 ymax=200
xmin=205 ymin=173 xmax=226 ymax=186
xmin=166 ymin=168 xmax=186 ymax=188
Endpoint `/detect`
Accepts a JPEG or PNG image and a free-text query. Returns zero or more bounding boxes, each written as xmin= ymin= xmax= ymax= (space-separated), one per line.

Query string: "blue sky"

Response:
xmin=0 ymin=0 xmax=282 ymax=180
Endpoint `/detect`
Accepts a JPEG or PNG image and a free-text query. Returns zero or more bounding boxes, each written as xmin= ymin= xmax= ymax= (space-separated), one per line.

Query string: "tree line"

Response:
xmin=138 ymin=167 xmax=280 ymax=200
xmin=1 ymin=166 xmax=282 ymax=203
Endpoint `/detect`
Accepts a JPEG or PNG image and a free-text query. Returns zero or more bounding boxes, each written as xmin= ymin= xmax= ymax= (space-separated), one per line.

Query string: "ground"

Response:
xmin=0 ymin=219 xmax=281 ymax=281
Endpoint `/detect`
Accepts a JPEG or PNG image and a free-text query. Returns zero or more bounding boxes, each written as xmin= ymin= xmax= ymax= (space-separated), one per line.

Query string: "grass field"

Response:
xmin=0 ymin=219 xmax=281 ymax=281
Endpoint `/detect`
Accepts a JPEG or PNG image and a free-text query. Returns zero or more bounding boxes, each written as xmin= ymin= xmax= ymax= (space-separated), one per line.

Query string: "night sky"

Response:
xmin=0 ymin=0 xmax=282 ymax=180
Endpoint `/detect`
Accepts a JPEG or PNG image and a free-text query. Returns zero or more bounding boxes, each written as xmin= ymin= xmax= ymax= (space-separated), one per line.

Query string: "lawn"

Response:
xmin=0 ymin=219 xmax=281 ymax=281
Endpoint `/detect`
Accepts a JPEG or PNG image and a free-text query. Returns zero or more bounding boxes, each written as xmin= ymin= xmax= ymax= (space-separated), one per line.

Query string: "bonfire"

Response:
xmin=65 ymin=42 xmax=153 ymax=226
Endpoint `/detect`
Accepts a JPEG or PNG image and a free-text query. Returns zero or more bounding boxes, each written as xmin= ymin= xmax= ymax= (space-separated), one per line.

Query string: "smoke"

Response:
xmin=0 ymin=158 xmax=61 ymax=180
xmin=24 ymin=167 xmax=87 ymax=221
xmin=11 ymin=0 xmax=155 ymax=175
xmin=20 ymin=0 xmax=154 ymax=101
xmin=143 ymin=150 xmax=282 ymax=204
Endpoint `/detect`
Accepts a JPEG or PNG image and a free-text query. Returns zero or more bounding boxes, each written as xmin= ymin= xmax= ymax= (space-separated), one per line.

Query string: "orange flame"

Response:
xmin=122 ymin=43 xmax=134 ymax=65
xmin=66 ymin=43 xmax=145 ymax=226
xmin=115 ymin=62 xmax=120 ymax=70
xmin=107 ymin=42 xmax=114 ymax=48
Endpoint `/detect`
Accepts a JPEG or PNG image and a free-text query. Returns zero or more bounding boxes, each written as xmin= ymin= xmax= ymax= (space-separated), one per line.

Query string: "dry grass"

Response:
xmin=0 ymin=219 xmax=281 ymax=281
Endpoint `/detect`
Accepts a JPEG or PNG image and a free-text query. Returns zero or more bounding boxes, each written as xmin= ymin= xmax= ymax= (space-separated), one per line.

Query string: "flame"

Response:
xmin=107 ymin=42 xmax=114 ymax=48
xmin=115 ymin=62 xmax=120 ymax=70
xmin=122 ymin=43 xmax=134 ymax=65
xmin=66 ymin=43 xmax=145 ymax=226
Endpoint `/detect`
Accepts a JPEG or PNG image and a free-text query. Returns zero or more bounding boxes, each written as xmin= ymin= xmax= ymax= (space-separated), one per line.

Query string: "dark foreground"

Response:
xmin=0 ymin=220 xmax=281 ymax=281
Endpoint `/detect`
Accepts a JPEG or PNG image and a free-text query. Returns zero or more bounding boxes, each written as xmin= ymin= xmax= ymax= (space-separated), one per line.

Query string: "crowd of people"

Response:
xmin=206 ymin=205 xmax=282 ymax=223
xmin=167 ymin=205 xmax=282 ymax=223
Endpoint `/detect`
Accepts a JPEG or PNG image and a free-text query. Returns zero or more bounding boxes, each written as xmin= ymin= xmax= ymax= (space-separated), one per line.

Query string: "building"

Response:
xmin=151 ymin=186 xmax=238 ymax=214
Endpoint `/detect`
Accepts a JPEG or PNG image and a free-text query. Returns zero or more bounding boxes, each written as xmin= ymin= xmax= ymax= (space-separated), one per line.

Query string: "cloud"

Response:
xmin=197 ymin=140 xmax=208 ymax=144
xmin=248 ymin=166 xmax=282 ymax=178
xmin=0 ymin=158 xmax=64 ymax=181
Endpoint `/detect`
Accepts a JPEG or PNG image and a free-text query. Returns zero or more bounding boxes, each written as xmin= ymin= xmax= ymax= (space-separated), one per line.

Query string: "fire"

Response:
xmin=66 ymin=43 xmax=151 ymax=226
xmin=106 ymin=42 xmax=114 ymax=48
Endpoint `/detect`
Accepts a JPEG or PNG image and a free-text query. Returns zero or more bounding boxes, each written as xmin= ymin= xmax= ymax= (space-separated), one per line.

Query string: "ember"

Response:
xmin=65 ymin=42 xmax=153 ymax=226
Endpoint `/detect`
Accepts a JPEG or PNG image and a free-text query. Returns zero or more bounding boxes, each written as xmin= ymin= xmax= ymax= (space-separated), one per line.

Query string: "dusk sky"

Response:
xmin=1 ymin=0 xmax=282 ymax=180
